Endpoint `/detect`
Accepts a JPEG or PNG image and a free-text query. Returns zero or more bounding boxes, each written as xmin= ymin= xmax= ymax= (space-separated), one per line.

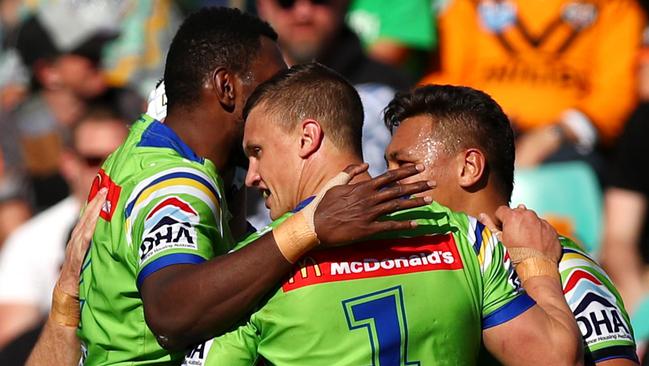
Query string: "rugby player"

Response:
xmin=383 ymin=85 xmax=638 ymax=365
xmin=39 ymin=8 xmax=433 ymax=366
xmin=186 ymin=63 xmax=581 ymax=365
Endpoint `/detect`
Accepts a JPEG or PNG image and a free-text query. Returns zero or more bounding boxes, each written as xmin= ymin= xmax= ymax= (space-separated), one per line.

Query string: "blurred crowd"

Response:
xmin=1 ymin=0 xmax=649 ymax=363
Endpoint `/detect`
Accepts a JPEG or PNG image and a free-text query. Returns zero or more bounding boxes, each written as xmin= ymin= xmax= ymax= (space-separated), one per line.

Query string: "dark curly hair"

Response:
xmin=164 ymin=7 xmax=277 ymax=111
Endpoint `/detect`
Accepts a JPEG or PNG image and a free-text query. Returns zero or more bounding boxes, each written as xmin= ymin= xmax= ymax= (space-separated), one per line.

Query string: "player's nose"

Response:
xmin=245 ymin=164 xmax=260 ymax=188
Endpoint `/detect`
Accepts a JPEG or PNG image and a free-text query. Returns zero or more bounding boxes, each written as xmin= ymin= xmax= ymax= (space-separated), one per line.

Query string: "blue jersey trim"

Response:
xmin=292 ymin=196 xmax=316 ymax=213
xmin=473 ymin=222 xmax=485 ymax=255
xmin=138 ymin=119 xmax=204 ymax=163
xmin=482 ymin=293 xmax=536 ymax=329
xmin=136 ymin=253 xmax=205 ymax=289
xmin=588 ymin=345 xmax=639 ymax=364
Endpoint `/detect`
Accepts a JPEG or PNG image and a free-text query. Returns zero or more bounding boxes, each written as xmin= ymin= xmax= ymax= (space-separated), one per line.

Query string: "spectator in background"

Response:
xmin=0 ymin=149 xmax=31 ymax=251
xmin=0 ymin=0 xmax=33 ymax=247
xmin=0 ymin=0 xmax=28 ymax=112
xmin=254 ymin=0 xmax=411 ymax=227
xmin=99 ymin=0 xmax=182 ymax=97
xmin=346 ymin=0 xmax=436 ymax=79
xmin=8 ymin=0 xmax=180 ymax=99
xmin=601 ymin=1 xmax=649 ymax=355
xmin=256 ymin=0 xmax=411 ymax=175
xmin=0 ymin=107 xmax=128 ymax=356
xmin=602 ymin=102 xmax=649 ymax=358
xmin=422 ymin=0 xmax=644 ymax=171
xmin=7 ymin=2 xmax=118 ymax=211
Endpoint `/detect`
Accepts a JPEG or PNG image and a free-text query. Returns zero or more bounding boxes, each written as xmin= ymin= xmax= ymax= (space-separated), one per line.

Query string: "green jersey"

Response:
xmin=184 ymin=200 xmax=534 ymax=365
xmin=478 ymin=238 xmax=638 ymax=365
xmin=559 ymin=239 xmax=637 ymax=363
xmin=78 ymin=115 xmax=233 ymax=365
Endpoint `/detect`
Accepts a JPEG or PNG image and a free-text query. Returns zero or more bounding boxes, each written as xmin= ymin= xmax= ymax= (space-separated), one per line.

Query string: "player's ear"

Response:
xmin=298 ymin=119 xmax=323 ymax=159
xmin=210 ymin=67 xmax=236 ymax=113
xmin=458 ymin=148 xmax=487 ymax=189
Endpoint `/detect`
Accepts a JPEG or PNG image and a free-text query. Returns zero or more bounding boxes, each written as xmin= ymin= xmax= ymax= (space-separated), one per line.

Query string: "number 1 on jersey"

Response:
xmin=342 ymin=286 xmax=420 ymax=366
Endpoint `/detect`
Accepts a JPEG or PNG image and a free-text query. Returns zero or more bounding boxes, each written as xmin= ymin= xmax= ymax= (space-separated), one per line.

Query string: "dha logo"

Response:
xmin=183 ymin=339 xmax=214 ymax=366
xmin=574 ymin=293 xmax=631 ymax=343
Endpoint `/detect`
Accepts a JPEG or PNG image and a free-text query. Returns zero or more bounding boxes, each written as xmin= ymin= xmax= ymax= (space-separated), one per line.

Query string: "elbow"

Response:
xmin=144 ymin=304 xmax=194 ymax=351
xmin=560 ymin=345 xmax=584 ymax=366
xmin=150 ymin=330 xmax=185 ymax=351
xmin=551 ymin=328 xmax=584 ymax=366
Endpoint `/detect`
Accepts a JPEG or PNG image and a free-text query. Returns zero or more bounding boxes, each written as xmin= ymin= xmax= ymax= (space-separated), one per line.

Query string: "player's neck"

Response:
xmin=165 ymin=108 xmax=233 ymax=170
xmin=459 ymin=189 xmax=507 ymax=220
xmin=295 ymin=151 xmax=369 ymax=203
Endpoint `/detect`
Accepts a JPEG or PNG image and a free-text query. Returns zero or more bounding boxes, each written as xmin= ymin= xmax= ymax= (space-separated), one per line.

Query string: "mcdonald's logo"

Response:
xmin=281 ymin=235 xmax=463 ymax=292
xmin=287 ymin=256 xmax=322 ymax=284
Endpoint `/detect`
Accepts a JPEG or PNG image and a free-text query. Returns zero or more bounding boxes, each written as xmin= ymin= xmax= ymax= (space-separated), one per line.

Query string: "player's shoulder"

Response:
xmin=122 ymin=159 xmax=225 ymax=229
xmin=558 ymin=236 xmax=624 ymax=309
xmin=387 ymin=201 xmax=468 ymax=228
xmin=558 ymin=237 xmax=605 ymax=274
xmin=112 ymin=116 xmax=224 ymax=212
xmin=385 ymin=201 xmax=489 ymax=255
xmin=558 ymin=238 xmax=637 ymax=362
xmin=108 ymin=114 xmax=220 ymax=180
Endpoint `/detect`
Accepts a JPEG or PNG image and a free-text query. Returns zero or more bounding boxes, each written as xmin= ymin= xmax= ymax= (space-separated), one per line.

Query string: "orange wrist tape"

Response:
xmin=272 ymin=212 xmax=320 ymax=263
xmin=50 ymin=283 xmax=79 ymax=327
xmin=515 ymin=257 xmax=561 ymax=285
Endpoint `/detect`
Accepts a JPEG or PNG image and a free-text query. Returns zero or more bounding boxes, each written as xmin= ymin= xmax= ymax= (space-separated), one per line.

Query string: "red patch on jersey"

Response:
xmin=282 ymin=235 xmax=464 ymax=292
xmin=146 ymin=197 xmax=197 ymax=220
xmin=563 ymin=269 xmax=603 ymax=294
xmin=88 ymin=169 xmax=121 ymax=221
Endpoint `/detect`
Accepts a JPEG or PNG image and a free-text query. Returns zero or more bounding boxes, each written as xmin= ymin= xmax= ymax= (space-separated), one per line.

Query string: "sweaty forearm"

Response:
xmin=26 ymin=318 xmax=80 ymax=366
xmin=142 ymin=232 xmax=293 ymax=349
xmin=522 ymin=276 xmax=583 ymax=365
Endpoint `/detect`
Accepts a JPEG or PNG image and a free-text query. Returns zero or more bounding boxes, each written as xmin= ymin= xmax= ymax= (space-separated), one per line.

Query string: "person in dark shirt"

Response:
xmin=601 ymin=104 xmax=649 ymax=337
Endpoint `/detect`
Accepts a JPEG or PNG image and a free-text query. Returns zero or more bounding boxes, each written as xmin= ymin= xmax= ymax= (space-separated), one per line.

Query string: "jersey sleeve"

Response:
xmin=126 ymin=166 xmax=227 ymax=289
xmin=185 ymin=321 xmax=260 ymax=366
xmin=559 ymin=239 xmax=638 ymax=363
xmin=471 ymin=220 xmax=536 ymax=329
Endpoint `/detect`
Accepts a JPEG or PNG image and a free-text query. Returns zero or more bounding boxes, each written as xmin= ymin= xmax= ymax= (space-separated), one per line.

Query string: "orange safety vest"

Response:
xmin=422 ymin=0 xmax=645 ymax=142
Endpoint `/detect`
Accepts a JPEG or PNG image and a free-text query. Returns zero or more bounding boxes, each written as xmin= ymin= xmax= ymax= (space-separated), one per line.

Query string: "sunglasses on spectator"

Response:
xmin=276 ymin=0 xmax=331 ymax=9
xmin=79 ymin=155 xmax=106 ymax=167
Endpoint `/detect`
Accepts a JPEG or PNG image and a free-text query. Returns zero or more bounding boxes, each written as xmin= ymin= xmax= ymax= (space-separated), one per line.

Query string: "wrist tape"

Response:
xmin=515 ymin=257 xmax=561 ymax=285
xmin=50 ymin=283 xmax=79 ymax=327
xmin=273 ymin=212 xmax=319 ymax=263
xmin=508 ymin=247 xmax=560 ymax=284
xmin=273 ymin=171 xmax=351 ymax=263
